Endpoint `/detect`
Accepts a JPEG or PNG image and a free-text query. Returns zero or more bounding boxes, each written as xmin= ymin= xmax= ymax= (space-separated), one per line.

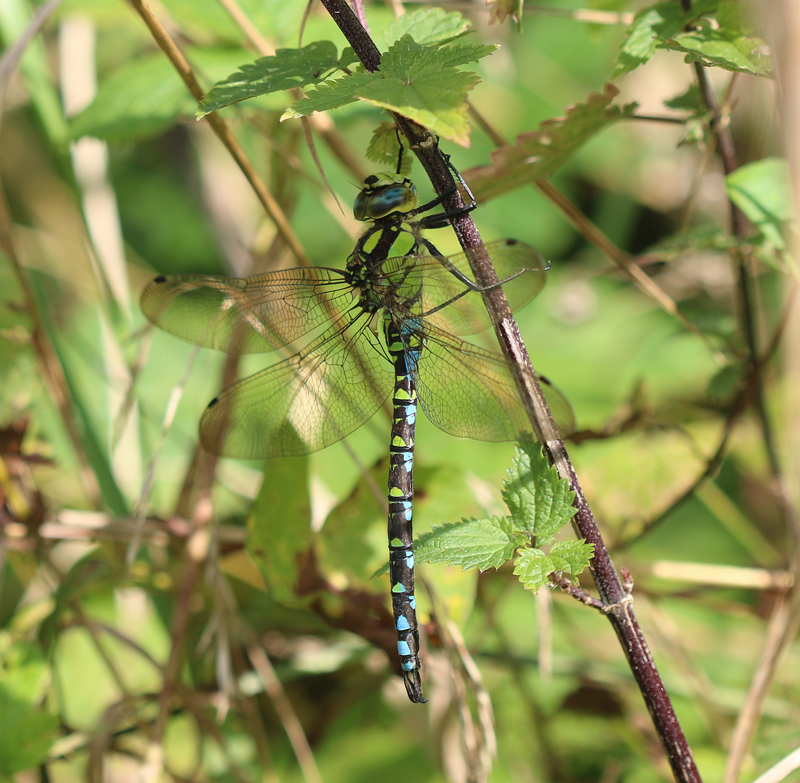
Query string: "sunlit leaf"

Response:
xmin=198 ymin=41 xmax=359 ymax=117
xmin=0 ymin=648 xmax=57 ymax=776
xmin=502 ymin=443 xmax=576 ymax=546
xmin=284 ymin=37 xmax=494 ymax=145
xmin=464 ymin=84 xmax=637 ymax=201
xmin=382 ymin=7 xmax=473 ymax=47
xmin=411 ymin=516 xmax=530 ymax=571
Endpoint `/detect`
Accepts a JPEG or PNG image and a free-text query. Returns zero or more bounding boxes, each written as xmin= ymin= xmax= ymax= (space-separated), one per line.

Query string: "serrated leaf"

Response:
xmin=502 ymin=443 xmax=576 ymax=546
xmin=671 ymin=23 xmax=772 ymax=77
xmin=285 ymin=37 xmax=494 ymax=146
xmin=726 ymin=157 xmax=794 ymax=248
xmin=198 ymin=41 xmax=359 ymax=117
xmin=247 ymin=457 xmax=311 ymax=603
xmin=282 ymin=72 xmax=371 ymax=118
xmin=612 ymin=1 xmax=686 ymax=78
xmin=383 ymin=7 xmax=472 ymax=47
xmin=359 ymin=70 xmax=478 ymax=147
xmin=464 ymin=85 xmax=637 ymax=201
xmin=374 ymin=516 xmax=529 ymax=575
xmin=613 ymin=0 xmax=772 ymax=78
xmin=366 ymin=122 xmax=413 ymax=174
xmin=512 ymin=547 xmax=553 ymax=592
xmin=512 ymin=540 xmax=593 ymax=592
xmin=70 ymin=55 xmax=195 ymax=143
xmin=548 ymin=539 xmax=595 ymax=577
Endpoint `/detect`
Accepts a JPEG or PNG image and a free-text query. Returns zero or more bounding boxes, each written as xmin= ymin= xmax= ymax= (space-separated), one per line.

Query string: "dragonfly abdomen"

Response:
xmin=386 ymin=320 xmax=426 ymax=703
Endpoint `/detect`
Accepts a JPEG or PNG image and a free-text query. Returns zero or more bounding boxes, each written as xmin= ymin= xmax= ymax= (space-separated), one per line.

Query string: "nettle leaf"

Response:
xmin=406 ymin=516 xmax=530 ymax=572
xmin=282 ymin=72 xmax=372 ymax=117
xmin=502 ymin=443 xmax=577 ymax=547
xmin=671 ymin=20 xmax=772 ymax=77
xmin=366 ymin=122 xmax=413 ymax=174
xmin=464 ymin=84 xmax=637 ymax=201
xmin=613 ymin=1 xmax=686 ymax=78
xmin=383 ymin=7 xmax=472 ymax=47
xmin=727 ymin=157 xmax=794 ymax=249
xmin=198 ymin=41 xmax=359 ymax=117
xmin=614 ymin=0 xmax=772 ymax=78
xmin=548 ymin=539 xmax=595 ymax=577
xmin=285 ymin=36 xmax=495 ymax=146
xmin=512 ymin=548 xmax=553 ymax=592
xmin=512 ymin=540 xmax=594 ymax=592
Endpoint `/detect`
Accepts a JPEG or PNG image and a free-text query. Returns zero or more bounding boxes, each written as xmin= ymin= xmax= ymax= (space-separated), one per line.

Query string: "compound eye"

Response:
xmin=353 ymin=176 xmax=418 ymax=221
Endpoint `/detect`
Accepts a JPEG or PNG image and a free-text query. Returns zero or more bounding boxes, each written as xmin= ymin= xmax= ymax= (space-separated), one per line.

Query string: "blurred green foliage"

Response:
xmin=0 ymin=0 xmax=796 ymax=781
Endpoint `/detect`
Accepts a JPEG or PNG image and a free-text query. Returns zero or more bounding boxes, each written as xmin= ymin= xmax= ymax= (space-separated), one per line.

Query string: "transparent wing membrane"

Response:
xmin=199 ymin=313 xmax=393 ymax=459
xmin=141 ymin=269 xmax=355 ymax=354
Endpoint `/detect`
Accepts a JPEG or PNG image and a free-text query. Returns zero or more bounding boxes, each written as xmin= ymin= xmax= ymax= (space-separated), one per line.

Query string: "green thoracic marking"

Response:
xmin=389 ymin=486 xmax=406 ymax=497
xmin=391 ymin=583 xmax=408 ymax=594
xmin=390 ymin=537 xmax=404 ymax=547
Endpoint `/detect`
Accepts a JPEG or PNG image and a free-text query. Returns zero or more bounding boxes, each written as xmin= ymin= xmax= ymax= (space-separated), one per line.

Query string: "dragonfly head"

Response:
xmin=354 ymin=174 xmax=417 ymax=222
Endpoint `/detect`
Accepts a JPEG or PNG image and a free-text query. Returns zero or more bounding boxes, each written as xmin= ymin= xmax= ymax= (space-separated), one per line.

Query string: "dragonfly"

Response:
xmin=141 ymin=169 xmax=573 ymax=703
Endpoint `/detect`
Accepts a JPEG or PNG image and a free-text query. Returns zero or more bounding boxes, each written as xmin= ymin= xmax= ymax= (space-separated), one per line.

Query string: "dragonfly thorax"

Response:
xmin=354 ymin=173 xmax=418 ymax=222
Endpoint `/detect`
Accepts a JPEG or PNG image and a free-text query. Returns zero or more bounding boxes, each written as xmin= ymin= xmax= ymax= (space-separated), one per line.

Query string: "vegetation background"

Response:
xmin=0 ymin=0 xmax=797 ymax=781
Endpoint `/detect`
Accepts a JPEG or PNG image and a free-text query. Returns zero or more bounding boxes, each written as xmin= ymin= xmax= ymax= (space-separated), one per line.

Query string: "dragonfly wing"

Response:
xmin=381 ymin=240 xmax=548 ymax=336
xmin=141 ymin=268 xmax=354 ymax=353
xmin=200 ymin=315 xmax=394 ymax=458
xmin=408 ymin=322 xmax=574 ymax=441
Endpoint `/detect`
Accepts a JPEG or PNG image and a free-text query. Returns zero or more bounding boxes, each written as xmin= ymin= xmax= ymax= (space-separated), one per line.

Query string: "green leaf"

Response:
xmin=613 ymin=0 xmax=772 ymax=78
xmin=70 ymin=49 xmax=258 ymax=143
xmin=70 ymin=54 xmax=195 ymax=143
xmin=286 ymin=37 xmax=495 ymax=145
xmin=548 ymin=539 xmax=595 ymax=577
xmin=663 ymin=83 xmax=703 ymax=112
xmin=671 ymin=21 xmax=772 ymax=77
xmin=282 ymin=72 xmax=372 ymax=118
xmin=502 ymin=443 xmax=576 ymax=547
xmin=358 ymin=68 xmax=478 ymax=147
xmin=318 ymin=459 xmax=386 ymax=582
xmin=365 ymin=122 xmax=413 ymax=174
xmin=512 ymin=540 xmax=594 ymax=592
xmin=612 ymin=1 xmax=686 ymax=78
xmin=382 ymin=7 xmax=472 ymax=47
xmin=198 ymin=41 xmax=359 ymax=118
xmin=464 ymin=84 xmax=637 ymax=201
xmin=411 ymin=516 xmax=530 ymax=571
xmin=0 ymin=647 xmax=58 ymax=776
xmin=247 ymin=457 xmax=312 ymax=603
xmin=512 ymin=548 xmax=554 ymax=592
xmin=726 ymin=157 xmax=794 ymax=249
